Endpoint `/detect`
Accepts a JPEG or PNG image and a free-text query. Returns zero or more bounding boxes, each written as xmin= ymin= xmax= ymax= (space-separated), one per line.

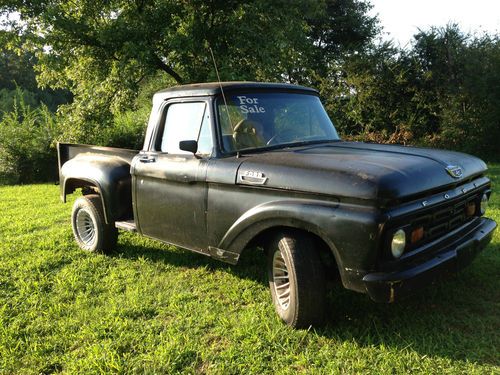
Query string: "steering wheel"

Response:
xmin=266 ymin=129 xmax=297 ymax=145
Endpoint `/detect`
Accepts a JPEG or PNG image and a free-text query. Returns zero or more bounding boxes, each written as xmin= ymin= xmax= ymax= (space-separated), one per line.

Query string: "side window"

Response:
xmin=197 ymin=112 xmax=213 ymax=155
xmin=159 ymin=102 xmax=213 ymax=155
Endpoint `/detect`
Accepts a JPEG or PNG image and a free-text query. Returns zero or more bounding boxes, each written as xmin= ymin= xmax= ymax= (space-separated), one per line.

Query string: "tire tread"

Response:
xmin=268 ymin=230 xmax=326 ymax=328
xmin=71 ymin=194 xmax=117 ymax=253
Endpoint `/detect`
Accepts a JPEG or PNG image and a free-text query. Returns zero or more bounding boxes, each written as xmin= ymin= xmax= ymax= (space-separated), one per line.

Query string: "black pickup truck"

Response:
xmin=58 ymin=82 xmax=496 ymax=328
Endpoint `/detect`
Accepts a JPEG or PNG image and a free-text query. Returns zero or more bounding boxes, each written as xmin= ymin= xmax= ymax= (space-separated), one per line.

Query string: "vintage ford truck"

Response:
xmin=58 ymin=82 xmax=496 ymax=328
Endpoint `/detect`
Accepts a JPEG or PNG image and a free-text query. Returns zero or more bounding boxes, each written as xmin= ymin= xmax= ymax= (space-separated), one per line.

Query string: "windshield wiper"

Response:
xmin=234 ymin=139 xmax=341 ymax=156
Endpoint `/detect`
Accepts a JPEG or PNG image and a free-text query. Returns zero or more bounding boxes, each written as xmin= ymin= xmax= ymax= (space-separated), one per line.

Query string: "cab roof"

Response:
xmin=153 ymin=81 xmax=318 ymax=101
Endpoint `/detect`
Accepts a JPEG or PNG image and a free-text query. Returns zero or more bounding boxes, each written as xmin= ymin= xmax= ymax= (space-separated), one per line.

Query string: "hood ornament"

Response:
xmin=445 ymin=165 xmax=463 ymax=179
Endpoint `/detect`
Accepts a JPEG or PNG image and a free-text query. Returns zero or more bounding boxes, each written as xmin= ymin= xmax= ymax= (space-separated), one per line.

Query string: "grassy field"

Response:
xmin=0 ymin=166 xmax=499 ymax=374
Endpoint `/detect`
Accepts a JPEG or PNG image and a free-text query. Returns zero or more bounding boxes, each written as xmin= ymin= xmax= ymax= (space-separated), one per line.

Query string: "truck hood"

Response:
xmin=236 ymin=141 xmax=487 ymax=201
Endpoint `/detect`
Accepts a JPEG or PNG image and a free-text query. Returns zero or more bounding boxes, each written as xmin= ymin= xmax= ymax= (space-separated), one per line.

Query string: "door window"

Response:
xmin=159 ymin=102 xmax=213 ymax=155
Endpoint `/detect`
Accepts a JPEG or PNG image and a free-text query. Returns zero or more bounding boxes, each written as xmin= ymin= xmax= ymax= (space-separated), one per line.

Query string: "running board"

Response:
xmin=115 ymin=220 xmax=137 ymax=232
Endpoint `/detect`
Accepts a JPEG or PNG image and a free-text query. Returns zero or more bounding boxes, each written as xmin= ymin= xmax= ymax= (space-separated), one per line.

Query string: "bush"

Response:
xmin=0 ymin=88 xmax=38 ymax=117
xmin=0 ymin=87 xmax=150 ymax=185
xmin=321 ymin=26 xmax=500 ymax=161
xmin=96 ymin=107 xmax=148 ymax=150
xmin=0 ymin=90 xmax=62 ymax=184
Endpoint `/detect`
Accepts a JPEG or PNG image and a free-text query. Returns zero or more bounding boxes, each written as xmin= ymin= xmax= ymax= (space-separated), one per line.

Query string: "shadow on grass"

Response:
xmin=109 ymin=236 xmax=269 ymax=284
xmin=110 ymin=236 xmax=499 ymax=366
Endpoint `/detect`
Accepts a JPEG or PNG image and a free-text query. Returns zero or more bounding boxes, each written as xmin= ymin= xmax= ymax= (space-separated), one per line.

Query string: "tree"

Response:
xmin=411 ymin=25 xmax=500 ymax=157
xmin=319 ymin=42 xmax=424 ymax=142
xmin=304 ymin=0 xmax=378 ymax=82
xmin=0 ymin=0 xmax=377 ymax=143
xmin=320 ymin=24 xmax=500 ymax=159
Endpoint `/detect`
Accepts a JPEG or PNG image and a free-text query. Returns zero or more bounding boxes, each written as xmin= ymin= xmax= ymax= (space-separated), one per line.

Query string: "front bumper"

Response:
xmin=363 ymin=217 xmax=497 ymax=303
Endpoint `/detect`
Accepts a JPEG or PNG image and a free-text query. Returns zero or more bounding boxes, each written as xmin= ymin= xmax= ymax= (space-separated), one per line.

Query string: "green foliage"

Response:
xmin=97 ymin=107 xmax=148 ymax=150
xmin=0 ymin=88 xmax=62 ymax=184
xmin=413 ymin=29 xmax=500 ymax=158
xmin=0 ymin=86 xmax=38 ymax=114
xmin=1 ymin=0 xmax=377 ymax=137
xmin=0 ymin=33 xmax=38 ymax=91
xmin=322 ymin=25 xmax=500 ymax=159
xmin=0 ymin=87 xmax=147 ymax=184
xmin=0 ymin=35 xmax=72 ymax=114
xmin=1 ymin=4 xmax=499 ymax=184
xmin=0 ymin=172 xmax=499 ymax=372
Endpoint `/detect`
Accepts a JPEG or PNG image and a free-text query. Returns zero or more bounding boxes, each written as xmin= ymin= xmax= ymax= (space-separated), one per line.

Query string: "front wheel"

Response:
xmin=71 ymin=194 xmax=117 ymax=253
xmin=267 ymin=231 xmax=326 ymax=328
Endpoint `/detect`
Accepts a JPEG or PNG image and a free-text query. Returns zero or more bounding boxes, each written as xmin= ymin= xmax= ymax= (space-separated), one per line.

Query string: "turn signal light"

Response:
xmin=411 ymin=226 xmax=424 ymax=244
xmin=465 ymin=202 xmax=476 ymax=217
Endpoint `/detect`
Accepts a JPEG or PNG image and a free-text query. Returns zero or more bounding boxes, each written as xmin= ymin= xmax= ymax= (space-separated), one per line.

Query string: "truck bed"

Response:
xmin=57 ymin=143 xmax=139 ymax=172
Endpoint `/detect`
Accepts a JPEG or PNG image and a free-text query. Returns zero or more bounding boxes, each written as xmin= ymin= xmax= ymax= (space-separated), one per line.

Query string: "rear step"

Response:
xmin=115 ymin=220 xmax=136 ymax=232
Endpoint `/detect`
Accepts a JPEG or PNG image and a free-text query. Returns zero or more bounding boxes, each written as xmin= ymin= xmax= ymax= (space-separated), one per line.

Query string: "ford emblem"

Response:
xmin=445 ymin=165 xmax=463 ymax=179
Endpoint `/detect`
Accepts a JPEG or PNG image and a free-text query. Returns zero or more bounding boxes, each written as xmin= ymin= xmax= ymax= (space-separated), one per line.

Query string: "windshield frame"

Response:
xmin=214 ymin=90 xmax=340 ymax=156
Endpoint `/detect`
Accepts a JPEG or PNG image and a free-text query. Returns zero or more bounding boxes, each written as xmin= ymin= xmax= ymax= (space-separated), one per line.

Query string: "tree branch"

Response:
xmin=153 ymin=54 xmax=183 ymax=84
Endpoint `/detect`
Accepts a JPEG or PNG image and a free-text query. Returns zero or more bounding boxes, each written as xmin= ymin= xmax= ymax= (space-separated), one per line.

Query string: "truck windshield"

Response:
xmin=217 ymin=92 xmax=339 ymax=152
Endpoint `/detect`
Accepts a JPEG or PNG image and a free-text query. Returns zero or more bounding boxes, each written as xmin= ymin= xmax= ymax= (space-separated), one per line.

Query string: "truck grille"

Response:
xmin=384 ymin=184 xmax=488 ymax=256
xmin=381 ymin=176 xmax=491 ymax=265
xmin=411 ymin=194 xmax=479 ymax=245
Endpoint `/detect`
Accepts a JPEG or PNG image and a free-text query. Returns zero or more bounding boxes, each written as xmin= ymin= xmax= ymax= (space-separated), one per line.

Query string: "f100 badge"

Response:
xmin=238 ymin=170 xmax=268 ymax=185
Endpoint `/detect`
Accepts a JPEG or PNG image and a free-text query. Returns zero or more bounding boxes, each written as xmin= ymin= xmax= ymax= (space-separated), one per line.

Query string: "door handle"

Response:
xmin=138 ymin=155 xmax=156 ymax=163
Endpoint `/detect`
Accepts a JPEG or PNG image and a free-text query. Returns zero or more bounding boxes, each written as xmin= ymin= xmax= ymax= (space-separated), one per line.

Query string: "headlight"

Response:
xmin=391 ymin=229 xmax=406 ymax=258
xmin=480 ymin=193 xmax=489 ymax=215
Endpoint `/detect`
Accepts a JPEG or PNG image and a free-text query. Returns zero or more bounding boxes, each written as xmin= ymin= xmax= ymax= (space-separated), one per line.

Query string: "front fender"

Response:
xmin=219 ymin=199 xmax=342 ymax=262
xmin=219 ymin=198 xmax=384 ymax=291
xmin=61 ymin=154 xmax=132 ymax=223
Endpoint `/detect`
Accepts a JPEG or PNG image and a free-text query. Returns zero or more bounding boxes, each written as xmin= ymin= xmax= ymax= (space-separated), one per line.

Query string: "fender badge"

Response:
xmin=238 ymin=170 xmax=268 ymax=185
xmin=445 ymin=165 xmax=463 ymax=179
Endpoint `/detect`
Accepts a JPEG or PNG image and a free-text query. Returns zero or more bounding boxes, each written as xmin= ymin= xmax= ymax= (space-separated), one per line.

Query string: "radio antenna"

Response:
xmin=209 ymin=47 xmax=234 ymax=131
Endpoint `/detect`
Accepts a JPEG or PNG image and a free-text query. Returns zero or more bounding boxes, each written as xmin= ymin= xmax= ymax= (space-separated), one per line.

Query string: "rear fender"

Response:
xmin=61 ymin=154 xmax=132 ymax=223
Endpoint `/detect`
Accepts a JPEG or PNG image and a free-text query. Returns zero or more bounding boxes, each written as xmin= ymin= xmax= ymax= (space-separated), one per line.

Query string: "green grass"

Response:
xmin=0 ymin=167 xmax=499 ymax=374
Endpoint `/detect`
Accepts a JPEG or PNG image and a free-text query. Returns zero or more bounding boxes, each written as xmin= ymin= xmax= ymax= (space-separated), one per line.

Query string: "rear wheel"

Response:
xmin=267 ymin=231 xmax=326 ymax=328
xmin=71 ymin=194 xmax=117 ymax=253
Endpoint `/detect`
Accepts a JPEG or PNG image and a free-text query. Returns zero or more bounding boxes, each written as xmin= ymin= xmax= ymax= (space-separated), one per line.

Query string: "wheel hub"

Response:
xmin=272 ymin=250 xmax=291 ymax=310
xmin=75 ymin=208 xmax=96 ymax=246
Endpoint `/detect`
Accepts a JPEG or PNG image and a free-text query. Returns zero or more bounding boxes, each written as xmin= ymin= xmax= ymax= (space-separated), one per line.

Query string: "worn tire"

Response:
xmin=71 ymin=194 xmax=117 ymax=253
xmin=267 ymin=231 xmax=326 ymax=328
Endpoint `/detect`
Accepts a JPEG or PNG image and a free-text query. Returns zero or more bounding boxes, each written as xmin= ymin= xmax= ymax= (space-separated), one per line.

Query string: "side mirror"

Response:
xmin=179 ymin=140 xmax=198 ymax=154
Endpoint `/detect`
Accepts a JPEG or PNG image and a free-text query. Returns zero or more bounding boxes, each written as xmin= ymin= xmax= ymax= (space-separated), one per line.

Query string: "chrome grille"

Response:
xmin=409 ymin=194 xmax=480 ymax=247
xmin=382 ymin=177 xmax=491 ymax=264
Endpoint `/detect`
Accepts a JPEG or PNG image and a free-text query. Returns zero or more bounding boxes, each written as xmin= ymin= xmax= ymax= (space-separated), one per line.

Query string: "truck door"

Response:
xmin=131 ymin=99 xmax=214 ymax=251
